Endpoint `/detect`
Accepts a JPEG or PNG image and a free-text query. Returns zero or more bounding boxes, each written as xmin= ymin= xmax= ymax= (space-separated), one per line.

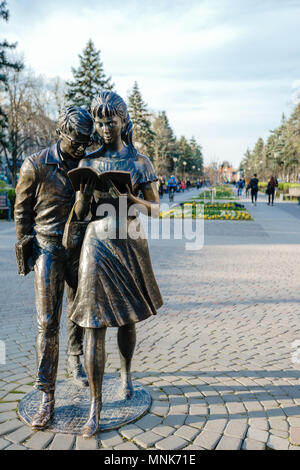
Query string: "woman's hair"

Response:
xmin=270 ymin=176 xmax=275 ymax=183
xmin=90 ymin=91 xmax=134 ymax=146
xmin=57 ymin=106 xmax=94 ymax=136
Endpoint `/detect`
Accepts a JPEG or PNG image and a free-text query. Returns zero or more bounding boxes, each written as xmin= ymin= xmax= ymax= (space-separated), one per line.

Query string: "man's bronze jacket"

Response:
xmin=14 ymin=143 xmax=76 ymax=240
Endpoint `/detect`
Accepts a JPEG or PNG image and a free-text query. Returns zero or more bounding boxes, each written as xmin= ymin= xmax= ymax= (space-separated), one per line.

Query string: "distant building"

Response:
xmin=218 ymin=161 xmax=239 ymax=183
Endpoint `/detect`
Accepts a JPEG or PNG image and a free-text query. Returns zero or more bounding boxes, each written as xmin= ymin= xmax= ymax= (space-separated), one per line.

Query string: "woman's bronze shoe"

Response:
xmin=82 ymin=400 xmax=102 ymax=439
xmin=31 ymin=399 xmax=55 ymax=430
xmin=120 ymin=372 xmax=135 ymax=399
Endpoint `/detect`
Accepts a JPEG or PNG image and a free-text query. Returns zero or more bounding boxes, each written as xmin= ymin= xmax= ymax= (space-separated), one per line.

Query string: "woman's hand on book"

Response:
xmin=108 ymin=180 xmax=133 ymax=201
xmin=79 ymin=177 xmax=96 ymax=201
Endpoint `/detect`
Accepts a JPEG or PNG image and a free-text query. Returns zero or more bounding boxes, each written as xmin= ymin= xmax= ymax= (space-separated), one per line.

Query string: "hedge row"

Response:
xmin=0 ymin=188 xmax=16 ymax=219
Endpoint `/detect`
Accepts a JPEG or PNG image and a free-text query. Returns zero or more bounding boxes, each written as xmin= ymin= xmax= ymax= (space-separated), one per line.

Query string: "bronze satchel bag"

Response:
xmin=62 ymin=204 xmax=89 ymax=250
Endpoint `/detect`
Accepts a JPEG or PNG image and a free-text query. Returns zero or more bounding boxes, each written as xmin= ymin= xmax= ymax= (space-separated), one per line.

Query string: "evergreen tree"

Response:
xmin=127 ymin=81 xmax=155 ymax=158
xmin=65 ymin=39 xmax=114 ymax=109
xmin=189 ymin=136 xmax=203 ymax=174
xmin=152 ymin=110 xmax=178 ymax=173
xmin=0 ymin=1 xmax=23 ymax=158
xmin=177 ymin=136 xmax=194 ymax=175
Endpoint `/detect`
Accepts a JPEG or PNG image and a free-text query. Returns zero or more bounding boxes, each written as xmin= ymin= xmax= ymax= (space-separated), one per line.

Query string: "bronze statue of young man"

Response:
xmin=14 ymin=106 xmax=95 ymax=429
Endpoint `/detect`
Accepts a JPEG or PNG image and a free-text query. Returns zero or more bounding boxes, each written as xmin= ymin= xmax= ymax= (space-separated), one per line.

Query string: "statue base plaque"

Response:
xmin=18 ymin=374 xmax=151 ymax=434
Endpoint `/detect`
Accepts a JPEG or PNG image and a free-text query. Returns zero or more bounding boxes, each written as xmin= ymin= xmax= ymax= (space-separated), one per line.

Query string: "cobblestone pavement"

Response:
xmin=0 ymin=189 xmax=300 ymax=450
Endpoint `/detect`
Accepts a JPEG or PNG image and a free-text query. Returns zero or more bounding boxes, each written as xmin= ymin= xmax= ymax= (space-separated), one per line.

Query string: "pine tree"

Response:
xmin=127 ymin=81 xmax=155 ymax=158
xmin=177 ymin=136 xmax=194 ymax=175
xmin=152 ymin=110 xmax=178 ymax=173
xmin=189 ymin=136 xmax=203 ymax=174
xmin=0 ymin=1 xmax=23 ymax=158
xmin=65 ymin=39 xmax=114 ymax=109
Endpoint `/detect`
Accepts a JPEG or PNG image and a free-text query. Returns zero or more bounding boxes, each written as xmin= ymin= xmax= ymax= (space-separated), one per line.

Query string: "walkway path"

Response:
xmin=0 ymin=189 xmax=300 ymax=450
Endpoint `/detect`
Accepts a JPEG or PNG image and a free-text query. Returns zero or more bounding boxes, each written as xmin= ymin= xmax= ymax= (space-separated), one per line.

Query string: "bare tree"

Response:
xmin=1 ymin=64 xmax=58 ymax=186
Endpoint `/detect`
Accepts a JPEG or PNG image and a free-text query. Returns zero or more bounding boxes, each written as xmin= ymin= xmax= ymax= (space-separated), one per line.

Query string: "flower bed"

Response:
xmin=160 ymin=201 xmax=252 ymax=220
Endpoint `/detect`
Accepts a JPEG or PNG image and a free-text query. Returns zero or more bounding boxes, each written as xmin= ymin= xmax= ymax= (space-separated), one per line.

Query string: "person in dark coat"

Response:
xmin=14 ymin=106 xmax=95 ymax=429
xmin=267 ymin=176 xmax=278 ymax=205
xmin=250 ymin=173 xmax=259 ymax=206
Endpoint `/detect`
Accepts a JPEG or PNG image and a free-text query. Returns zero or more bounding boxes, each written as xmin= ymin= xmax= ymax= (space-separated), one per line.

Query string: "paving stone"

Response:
xmin=174 ymin=425 xmax=200 ymax=441
xmin=4 ymin=443 xmax=27 ymax=450
xmin=269 ymin=428 xmax=288 ymax=438
xmin=290 ymin=427 xmax=300 ymax=446
xmin=162 ymin=414 xmax=186 ymax=428
xmin=243 ymin=401 xmax=264 ymax=412
xmin=155 ymin=435 xmax=188 ymax=450
xmin=224 ymin=420 xmax=248 ymax=439
xmin=185 ymin=415 xmax=206 ymax=429
xmin=248 ymin=418 xmax=269 ymax=430
xmin=183 ymin=444 xmax=205 ymax=450
xmin=267 ymin=435 xmax=289 ymax=450
xmin=25 ymin=431 xmax=54 ymax=449
xmin=151 ymin=424 xmax=175 ymax=437
xmin=76 ymin=436 xmax=98 ymax=450
xmin=98 ymin=430 xmax=123 ymax=448
xmin=0 ymin=402 xmax=18 ymax=413
xmin=288 ymin=417 xmax=300 ymax=427
xmin=0 ymin=437 xmax=10 ymax=450
xmin=49 ymin=433 xmax=75 ymax=450
xmin=247 ymin=427 xmax=269 ymax=443
xmin=0 ymin=419 xmax=23 ymax=436
xmin=133 ymin=431 xmax=163 ymax=448
xmin=204 ymin=418 xmax=228 ymax=433
xmin=114 ymin=442 xmax=140 ymax=450
xmin=242 ymin=438 xmax=266 ymax=450
xmin=133 ymin=412 xmax=163 ymax=430
xmin=2 ymin=393 xmax=25 ymax=402
xmin=189 ymin=404 xmax=208 ymax=416
xmin=168 ymin=404 xmax=188 ymax=415
xmin=216 ymin=436 xmax=242 ymax=450
xmin=193 ymin=430 xmax=222 ymax=450
xmin=5 ymin=425 xmax=34 ymax=444
xmin=150 ymin=401 xmax=169 ymax=417
xmin=119 ymin=424 xmax=143 ymax=440
xmin=0 ymin=411 xmax=17 ymax=423
xmin=226 ymin=402 xmax=247 ymax=414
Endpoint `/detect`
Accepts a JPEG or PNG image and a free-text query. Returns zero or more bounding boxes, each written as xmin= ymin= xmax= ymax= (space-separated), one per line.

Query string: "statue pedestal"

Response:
xmin=18 ymin=374 xmax=151 ymax=434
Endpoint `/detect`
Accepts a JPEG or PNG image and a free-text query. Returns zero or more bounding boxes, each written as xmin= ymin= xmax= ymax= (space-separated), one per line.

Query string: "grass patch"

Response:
xmin=192 ymin=185 xmax=238 ymax=200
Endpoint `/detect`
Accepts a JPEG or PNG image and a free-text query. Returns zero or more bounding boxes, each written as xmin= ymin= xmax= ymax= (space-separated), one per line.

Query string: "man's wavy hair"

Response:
xmin=57 ymin=106 xmax=94 ymax=136
xmin=90 ymin=91 xmax=134 ymax=147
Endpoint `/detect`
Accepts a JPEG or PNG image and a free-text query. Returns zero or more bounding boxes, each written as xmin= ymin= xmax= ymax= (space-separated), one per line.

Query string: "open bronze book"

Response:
xmin=15 ymin=235 xmax=34 ymax=276
xmin=67 ymin=168 xmax=133 ymax=194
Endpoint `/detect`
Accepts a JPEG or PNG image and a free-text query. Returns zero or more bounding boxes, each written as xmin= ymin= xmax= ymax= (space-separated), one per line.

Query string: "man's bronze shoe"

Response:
xmin=67 ymin=355 xmax=89 ymax=387
xmin=31 ymin=399 xmax=55 ymax=430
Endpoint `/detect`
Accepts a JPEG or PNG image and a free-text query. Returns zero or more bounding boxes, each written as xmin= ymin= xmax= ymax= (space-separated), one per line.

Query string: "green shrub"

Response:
xmin=0 ymin=188 xmax=16 ymax=219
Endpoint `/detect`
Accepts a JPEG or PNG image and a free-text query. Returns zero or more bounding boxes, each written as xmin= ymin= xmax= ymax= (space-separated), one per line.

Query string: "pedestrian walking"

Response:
xmin=245 ymin=179 xmax=251 ymax=197
xmin=250 ymin=173 xmax=259 ymax=206
xmin=266 ymin=176 xmax=278 ymax=206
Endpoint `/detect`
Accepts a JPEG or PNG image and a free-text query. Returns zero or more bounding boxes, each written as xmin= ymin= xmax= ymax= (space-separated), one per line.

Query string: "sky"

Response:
xmin=2 ymin=0 xmax=300 ymax=168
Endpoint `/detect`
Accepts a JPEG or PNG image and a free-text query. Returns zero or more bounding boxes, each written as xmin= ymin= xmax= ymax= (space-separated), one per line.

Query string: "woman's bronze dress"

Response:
xmin=70 ymin=147 xmax=163 ymax=329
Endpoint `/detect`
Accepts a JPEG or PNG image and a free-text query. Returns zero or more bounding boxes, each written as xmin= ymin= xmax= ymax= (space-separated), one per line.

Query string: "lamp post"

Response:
xmin=173 ymin=157 xmax=178 ymax=176
xmin=183 ymin=161 xmax=187 ymax=179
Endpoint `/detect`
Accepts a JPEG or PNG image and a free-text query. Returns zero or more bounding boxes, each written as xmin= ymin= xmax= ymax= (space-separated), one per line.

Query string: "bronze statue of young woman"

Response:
xmin=69 ymin=91 xmax=163 ymax=438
